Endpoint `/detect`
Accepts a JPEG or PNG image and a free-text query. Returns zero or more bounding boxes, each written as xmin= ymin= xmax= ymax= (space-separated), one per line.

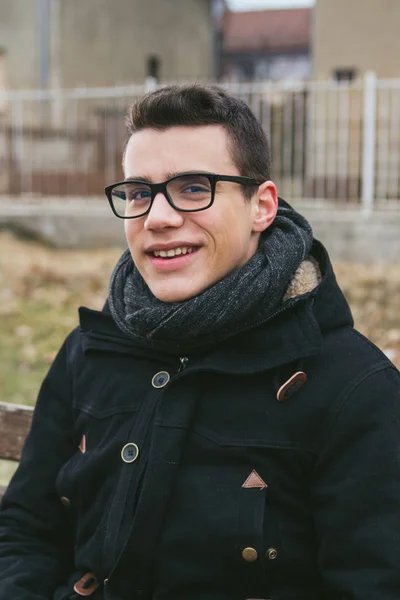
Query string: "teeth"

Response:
xmin=153 ymin=246 xmax=195 ymax=258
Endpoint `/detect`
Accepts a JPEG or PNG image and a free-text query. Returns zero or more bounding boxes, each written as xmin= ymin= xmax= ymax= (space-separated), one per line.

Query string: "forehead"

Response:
xmin=123 ymin=125 xmax=237 ymax=180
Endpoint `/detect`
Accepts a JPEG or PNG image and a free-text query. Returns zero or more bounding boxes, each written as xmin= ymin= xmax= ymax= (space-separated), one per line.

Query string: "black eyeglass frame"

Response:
xmin=104 ymin=173 xmax=262 ymax=219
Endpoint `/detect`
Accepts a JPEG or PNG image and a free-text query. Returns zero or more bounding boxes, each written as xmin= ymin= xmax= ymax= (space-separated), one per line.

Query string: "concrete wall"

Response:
xmin=298 ymin=205 xmax=400 ymax=262
xmin=314 ymin=0 xmax=400 ymax=79
xmin=0 ymin=0 xmax=213 ymax=91
xmin=0 ymin=198 xmax=399 ymax=262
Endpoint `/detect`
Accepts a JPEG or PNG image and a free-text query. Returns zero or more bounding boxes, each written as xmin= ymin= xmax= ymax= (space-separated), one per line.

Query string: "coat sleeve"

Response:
xmin=0 ymin=334 xmax=76 ymax=599
xmin=312 ymin=364 xmax=400 ymax=599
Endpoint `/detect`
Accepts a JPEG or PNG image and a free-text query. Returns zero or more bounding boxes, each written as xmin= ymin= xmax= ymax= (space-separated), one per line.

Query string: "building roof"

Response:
xmin=222 ymin=8 xmax=312 ymax=54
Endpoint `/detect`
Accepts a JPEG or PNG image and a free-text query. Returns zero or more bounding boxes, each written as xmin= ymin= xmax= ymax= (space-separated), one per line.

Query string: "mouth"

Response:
xmin=147 ymin=246 xmax=200 ymax=259
xmin=146 ymin=245 xmax=201 ymax=271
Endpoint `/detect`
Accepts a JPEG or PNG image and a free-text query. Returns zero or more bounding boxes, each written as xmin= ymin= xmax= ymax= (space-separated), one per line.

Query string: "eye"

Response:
xmin=126 ymin=186 xmax=152 ymax=202
xmin=183 ymin=184 xmax=209 ymax=194
xmin=132 ymin=190 xmax=151 ymax=201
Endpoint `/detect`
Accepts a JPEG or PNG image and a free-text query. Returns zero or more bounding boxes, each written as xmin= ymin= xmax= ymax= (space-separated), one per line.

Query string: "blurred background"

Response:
xmin=0 ymin=0 xmax=399 ymax=417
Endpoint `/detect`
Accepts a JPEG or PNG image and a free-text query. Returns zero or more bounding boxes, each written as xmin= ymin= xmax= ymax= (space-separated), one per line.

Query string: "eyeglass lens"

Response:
xmin=110 ymin=174 xmax=213 ymax=217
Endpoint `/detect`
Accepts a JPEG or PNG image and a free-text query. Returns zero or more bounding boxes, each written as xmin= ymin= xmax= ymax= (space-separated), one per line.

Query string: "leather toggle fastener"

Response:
xmin=73 ymin=572 xmax=100 ymax=596
xmin=79 ymin=434 xmax=86 ymax=454
xmin=277 ymin=371 xmax=307 ymax=402
xmin=242 ymin=470 xmax=267 ymax=490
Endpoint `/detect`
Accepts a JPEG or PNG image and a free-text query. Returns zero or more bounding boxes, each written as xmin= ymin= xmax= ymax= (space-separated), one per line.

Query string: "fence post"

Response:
xmin=144 ymin=76 xmax=157 ymax=93
xmin=361 ymin=71 xmax=377 ymax=215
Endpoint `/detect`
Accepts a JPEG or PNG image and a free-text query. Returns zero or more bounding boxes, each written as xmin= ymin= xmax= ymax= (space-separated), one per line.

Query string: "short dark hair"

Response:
xmin=124 ymin=84 xmax=271 ymax=199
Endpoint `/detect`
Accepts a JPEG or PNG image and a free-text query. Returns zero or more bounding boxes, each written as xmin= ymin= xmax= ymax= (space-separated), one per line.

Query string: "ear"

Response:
xmin=251 ymin=180 xmax=278 ymax=233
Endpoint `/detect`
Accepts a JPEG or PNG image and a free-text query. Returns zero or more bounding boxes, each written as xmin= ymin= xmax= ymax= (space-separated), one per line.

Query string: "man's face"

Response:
xmin=123 ymin=125 xmax=277 ymax=302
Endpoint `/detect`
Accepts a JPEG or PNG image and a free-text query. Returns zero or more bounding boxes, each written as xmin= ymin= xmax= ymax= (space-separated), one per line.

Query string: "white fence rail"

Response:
xmin=0 ymin=75 xmax=399 ymax=210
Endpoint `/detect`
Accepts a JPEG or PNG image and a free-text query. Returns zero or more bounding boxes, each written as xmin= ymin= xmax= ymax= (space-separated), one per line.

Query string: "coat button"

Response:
xmin=73 ymin=571 xmax=99 ymax=596
xmin=121 ymin=442 xmax=139 ymax=463
xmin=266 ymin=547 xmax=278 ymax=560
xmin=242 ymin=547 xmax=258 ymax=562
xmin=152 ymin=371 xmax=170 ymax=388
xmin=60 ymin=496 xmax=71 ymax=507
xmin=277 ymin=371 xmax=307 ymax=401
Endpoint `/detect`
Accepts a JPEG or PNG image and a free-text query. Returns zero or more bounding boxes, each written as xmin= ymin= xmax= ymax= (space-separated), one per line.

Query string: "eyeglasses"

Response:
xmin=104 ymin=172 xmax=261 ymax=219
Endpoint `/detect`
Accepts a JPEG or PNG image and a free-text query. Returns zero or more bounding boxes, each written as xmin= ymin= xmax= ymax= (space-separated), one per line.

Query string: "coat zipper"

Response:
xmin=178 ymin=357 xmax=189 ymax=372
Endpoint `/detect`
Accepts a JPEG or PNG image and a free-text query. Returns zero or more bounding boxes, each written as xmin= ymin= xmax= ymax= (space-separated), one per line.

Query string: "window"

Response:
xmin=333 ymin=68 xmax=356 ymax=82
xmin=239 ymin=59 xmax=255 ymax=81
xmin=147 ymin=55 xmax=161 ymax=82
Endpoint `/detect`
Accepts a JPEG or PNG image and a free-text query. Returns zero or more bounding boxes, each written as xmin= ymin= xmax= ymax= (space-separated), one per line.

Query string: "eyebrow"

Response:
xmin=123 ymin=170 xmax=215 ymax=182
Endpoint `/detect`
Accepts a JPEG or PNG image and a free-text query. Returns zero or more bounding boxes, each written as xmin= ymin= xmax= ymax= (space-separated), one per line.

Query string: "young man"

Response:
xmin=0 ymin=84 xmax=399 ymax=600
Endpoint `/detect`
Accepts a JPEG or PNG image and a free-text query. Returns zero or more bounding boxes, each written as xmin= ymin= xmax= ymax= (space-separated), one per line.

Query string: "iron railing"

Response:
xmin=0 ymin=74 xmax=399 ymax=211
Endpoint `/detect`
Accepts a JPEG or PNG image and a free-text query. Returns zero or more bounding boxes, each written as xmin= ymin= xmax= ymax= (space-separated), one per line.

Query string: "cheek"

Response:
xmin=207 ymin=228 xmax=249 ymax=274
xmin=124 ymin=220 xmax=131 ymax=241
xmin=212 ymin=216 xmax=251 ymax=248
xmin=124 ymin=222 xmax=140 ymax=251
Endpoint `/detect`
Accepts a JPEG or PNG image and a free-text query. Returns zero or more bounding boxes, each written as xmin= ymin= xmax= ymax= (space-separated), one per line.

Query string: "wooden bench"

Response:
xmin=0 ymin=401 xmax=33 ymax=500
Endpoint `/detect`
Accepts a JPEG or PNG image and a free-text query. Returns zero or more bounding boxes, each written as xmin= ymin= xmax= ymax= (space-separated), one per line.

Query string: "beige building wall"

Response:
xmin=314 ymin=0 xmax=400 ymax=79
xmin=0 ymin=0 xmax=213 ymax=90
xmin=58 ymin=0 xmax=213 ymax=87
xmin=0 ymin=0 xmax=39 ymax=89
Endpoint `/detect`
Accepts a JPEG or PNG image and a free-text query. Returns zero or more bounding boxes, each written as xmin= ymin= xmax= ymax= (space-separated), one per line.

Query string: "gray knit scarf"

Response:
xmin=108 ymin=202 xmax=313 ymax=354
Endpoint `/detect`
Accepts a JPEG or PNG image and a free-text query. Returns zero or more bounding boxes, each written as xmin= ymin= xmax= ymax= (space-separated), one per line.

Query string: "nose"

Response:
xmin=144 ymin=192 xmax=184 ymax=231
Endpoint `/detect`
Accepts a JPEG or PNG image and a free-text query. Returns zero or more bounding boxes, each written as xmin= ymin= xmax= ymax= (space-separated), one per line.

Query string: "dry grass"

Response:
xmin=0 ymin=229 xmax=399 ymax=408
xmin=334 ymin=262 xmax=400 ymax=366
xmin=0 ymin=230 xmax=123 ymax=405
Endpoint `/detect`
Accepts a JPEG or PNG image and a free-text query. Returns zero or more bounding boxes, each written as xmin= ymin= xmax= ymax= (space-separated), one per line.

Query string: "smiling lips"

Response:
xmin=150 ymin=246 xmax=198 ymax=258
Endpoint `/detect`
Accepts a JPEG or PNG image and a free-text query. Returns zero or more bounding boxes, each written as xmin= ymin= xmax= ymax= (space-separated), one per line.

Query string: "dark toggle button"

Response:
xmin=73 ymin=572 xmax=99 ymax=596
xmin=121 ymin=442 xmax=139 ymax=463
xmin=277 ymin=371 xmax=307 ymax=402
xmin=60 ymin=496 xmax=71 ymax=508
xmin=152 ymin=371 xmax=170 ymax=389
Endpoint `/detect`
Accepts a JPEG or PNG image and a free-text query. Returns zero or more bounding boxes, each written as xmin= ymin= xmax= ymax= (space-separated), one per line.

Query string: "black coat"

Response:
xmin=1 ymin=241 xmax=399 ymax=600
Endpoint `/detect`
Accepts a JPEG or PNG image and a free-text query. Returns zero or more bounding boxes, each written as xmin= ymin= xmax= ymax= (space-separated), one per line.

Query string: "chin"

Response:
xmin=150 ymin=285 xmax=200 ymax=304
xmin=154 ymin=291 xmax=195 ymax=303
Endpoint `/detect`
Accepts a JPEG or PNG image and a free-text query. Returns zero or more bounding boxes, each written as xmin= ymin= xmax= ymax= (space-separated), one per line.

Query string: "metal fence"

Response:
xmin=0 ymin=74 xmax=399 ymax=211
